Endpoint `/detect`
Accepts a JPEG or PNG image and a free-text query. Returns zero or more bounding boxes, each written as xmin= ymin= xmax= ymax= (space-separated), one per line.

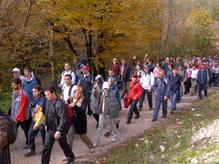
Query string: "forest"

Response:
xmin=0 ymin=0 xmax=218 ymax=85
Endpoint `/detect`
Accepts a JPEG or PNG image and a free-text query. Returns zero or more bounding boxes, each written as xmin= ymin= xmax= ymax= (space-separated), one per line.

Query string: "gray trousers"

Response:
xmin=67 ymin=125 xmax=93 ymax=149
xmin=108 ymin=116 xmax=118 ymax=140
xmin=94 ymin=113 xmax=105 ymax=146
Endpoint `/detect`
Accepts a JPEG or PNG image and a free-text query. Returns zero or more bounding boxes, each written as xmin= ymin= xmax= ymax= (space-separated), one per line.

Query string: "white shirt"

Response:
xmin=62 ymin=84 xmax=75 ymax=103
xmin=59 ymin=70 xmax=76 ymax=89
xmin=140 ymin=72 xmax=155 ymax=91
xmin=19 ymin=75 xmax=26 ymax=85
xmin=191 ymin=69 xmax=199 ymax=79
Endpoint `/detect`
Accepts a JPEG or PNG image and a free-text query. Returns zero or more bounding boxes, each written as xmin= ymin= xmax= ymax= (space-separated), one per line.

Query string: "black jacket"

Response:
xmin=78 ymin=74 xmax=94 ymax=98
xmin=45 ymin=99 xmax=67 ymax=133
xmin=72 ymin=98 xmax=87 ymax=135
xmin=169 ymin=74 xmax=182 ymax=93
xmin=197 ymin=69 xmax=208 ymax=85
xmin=0 ymin=111 xmax=11 ymax=164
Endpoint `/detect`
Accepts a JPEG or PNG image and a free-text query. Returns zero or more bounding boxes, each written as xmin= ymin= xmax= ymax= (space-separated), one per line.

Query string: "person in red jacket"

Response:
xmin=127 ymin=74 xmax=142 ymax=124
xmin=10 ymin=78 xmax=29 ymax=149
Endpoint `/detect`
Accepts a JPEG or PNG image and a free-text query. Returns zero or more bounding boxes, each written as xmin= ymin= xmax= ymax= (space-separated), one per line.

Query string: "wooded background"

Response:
xmin=0 ymin=0 xmax=218 ymax=86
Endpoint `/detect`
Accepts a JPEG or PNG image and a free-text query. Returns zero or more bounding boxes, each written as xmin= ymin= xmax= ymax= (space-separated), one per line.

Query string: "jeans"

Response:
xmin=94 ymin=113 xmax=105 ymax=146
xmin=127 ymin=100 xmax=139 ymax=121
xmin=176 ymin=84 xmax=183 ymax=102
xmin=41 ymin=130 xmax=75 ymax=164
xmin=153 ymin=98 xmax=167 ymax=120
xmin=28 ymin=121 xmax=45 ymax=151
xmin=170 ymin=91 xmax=177 ymax=111
xmin=138 ymin=87 xmax=153 ymax=109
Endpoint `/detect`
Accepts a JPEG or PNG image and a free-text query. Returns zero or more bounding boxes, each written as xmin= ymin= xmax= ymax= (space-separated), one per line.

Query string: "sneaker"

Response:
xmin=62 ymin=157 xmax=67 ymax=161
xmin=112 ymin=137 xmax=118 ymax=142
xmin=126 ymin=120 xmax=131 ymax=124
xmin=24 ymin=150 xmax=35 ymax=157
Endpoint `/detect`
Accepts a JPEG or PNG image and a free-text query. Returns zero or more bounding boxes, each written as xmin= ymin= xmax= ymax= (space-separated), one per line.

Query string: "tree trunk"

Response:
xmin=82 ymin=28 xmax=93 ymax=67
xmin=49 ymin=28 xmax=55 ymax=82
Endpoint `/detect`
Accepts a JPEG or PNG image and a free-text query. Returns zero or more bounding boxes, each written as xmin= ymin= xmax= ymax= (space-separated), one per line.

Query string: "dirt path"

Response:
xmin=10 ymin=89 xmax=215 ymax=164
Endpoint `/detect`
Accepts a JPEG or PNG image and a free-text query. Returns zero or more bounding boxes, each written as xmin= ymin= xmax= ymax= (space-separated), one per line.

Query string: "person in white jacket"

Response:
xmin=59 ymin=63 xmax=76 ymax=89
xmin=138 ymin=65 xmax=155 ymax=111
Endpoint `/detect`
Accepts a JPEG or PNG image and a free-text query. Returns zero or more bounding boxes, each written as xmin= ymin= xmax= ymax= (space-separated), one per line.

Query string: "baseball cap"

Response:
xmin=12 ymin=67 xmax=20 ymax=72
xmin=80 ymin=65 xmax=90 ymax=71
xmin=102 ymin=82 xmax=110 ymax=89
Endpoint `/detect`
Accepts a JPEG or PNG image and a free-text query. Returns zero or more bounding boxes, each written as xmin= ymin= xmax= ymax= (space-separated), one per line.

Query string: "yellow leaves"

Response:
xmin=190 ymin=9 xmax=213 ymax=28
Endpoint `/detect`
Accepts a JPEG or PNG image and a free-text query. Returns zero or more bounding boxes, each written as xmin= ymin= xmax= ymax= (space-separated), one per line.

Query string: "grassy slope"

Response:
xmin=0 ymin=87 xmax=11 ymax=113
xmin=102 ymin=90 xmax=219 ymax=164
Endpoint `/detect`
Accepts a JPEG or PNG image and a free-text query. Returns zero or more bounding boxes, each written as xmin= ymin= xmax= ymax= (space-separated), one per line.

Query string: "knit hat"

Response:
xmin=95 ymin=74 xmax=104 ymax=84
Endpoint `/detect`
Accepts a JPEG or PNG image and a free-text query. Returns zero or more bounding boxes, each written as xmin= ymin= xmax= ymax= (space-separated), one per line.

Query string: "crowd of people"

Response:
xmin=0 ymin=54 xmax=219 ymax=164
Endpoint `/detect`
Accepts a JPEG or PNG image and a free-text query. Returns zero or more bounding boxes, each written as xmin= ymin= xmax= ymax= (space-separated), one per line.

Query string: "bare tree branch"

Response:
xmin=24 ymin=0 xmax=34 ymax=27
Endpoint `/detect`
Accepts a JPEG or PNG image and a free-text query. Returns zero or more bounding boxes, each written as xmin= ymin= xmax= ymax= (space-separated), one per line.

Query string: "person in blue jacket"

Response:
xmin=22 ymin=66 xmax=40 ymax=149
xmin=152 ymin=69 xmax=170 ymax=122
xmin=22 ymin=66 xmax=40 ymax=106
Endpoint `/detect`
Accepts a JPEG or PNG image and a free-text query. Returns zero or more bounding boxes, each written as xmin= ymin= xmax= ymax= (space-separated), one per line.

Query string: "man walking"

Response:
xmin=138 ymin=65 xmax=154 ymax=111
xmin=169 ymin=68 xmax=182 ymax=114
xmin=78 ymin=65 xmax=94 ymax=116
xmin=10 ymin=78 xmax=29 ymax=149
xmin=42 ymin=85 xmax=75 ymax=164
xmin=120 ymin=59 xmax=131 ymax=98
xmin=197 ymin=64 xmax=209 ymax=99
xmin=152 ymin=70 xmax=170 ymax=122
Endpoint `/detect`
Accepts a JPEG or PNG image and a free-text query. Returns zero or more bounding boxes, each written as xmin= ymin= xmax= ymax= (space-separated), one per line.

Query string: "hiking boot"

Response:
xmin=170 ymin=110 xmax=176 ymax=115
xmin=24 ymin=150 xmax=35 ymax=157
xmin=104 ymin=131 xmax=111 ymax=137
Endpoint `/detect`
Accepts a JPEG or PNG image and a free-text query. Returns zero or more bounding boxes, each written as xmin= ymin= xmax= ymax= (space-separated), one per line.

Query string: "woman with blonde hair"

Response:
xmin=68 ymin=86 xmax=94 ymax=152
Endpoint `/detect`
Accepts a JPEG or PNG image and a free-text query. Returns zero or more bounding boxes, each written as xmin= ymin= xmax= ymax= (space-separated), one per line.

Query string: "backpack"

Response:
xmin=0 ymin=114 xmax=18 ymax=144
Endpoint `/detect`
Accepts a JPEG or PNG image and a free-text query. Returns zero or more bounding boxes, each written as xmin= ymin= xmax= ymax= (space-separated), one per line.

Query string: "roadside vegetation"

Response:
xmin=102 ymin=90 xmax=219 ymax=164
